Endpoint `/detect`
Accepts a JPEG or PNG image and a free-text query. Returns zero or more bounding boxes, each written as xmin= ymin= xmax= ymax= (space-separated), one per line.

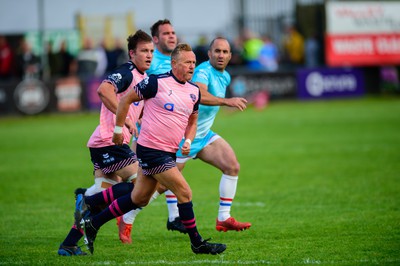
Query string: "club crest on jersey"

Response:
xmin=190 ymin=94 xmax=196 ymax=102
xmin=138 ymin=77 xmax=149 ymax=90
xmin=109 ymin=73 xmax=122 ymax=84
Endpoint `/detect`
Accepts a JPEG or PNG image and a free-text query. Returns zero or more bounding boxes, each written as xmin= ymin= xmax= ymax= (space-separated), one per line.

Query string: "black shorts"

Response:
xmin=89 ymin=144 xmax=137 ymax=174
xmin=136 ymin=143 xmax=176 ymax=175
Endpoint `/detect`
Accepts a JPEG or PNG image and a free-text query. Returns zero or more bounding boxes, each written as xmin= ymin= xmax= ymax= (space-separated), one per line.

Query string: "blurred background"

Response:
xmin=0 ymin=0 xmax=399 ymax=115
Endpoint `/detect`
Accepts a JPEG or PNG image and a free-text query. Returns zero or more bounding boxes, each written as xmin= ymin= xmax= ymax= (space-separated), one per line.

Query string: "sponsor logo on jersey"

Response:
xmin=164 ymin=102 xmax=193 ymax=115
xmin=102 ymin=153 xmax=115 ymax=164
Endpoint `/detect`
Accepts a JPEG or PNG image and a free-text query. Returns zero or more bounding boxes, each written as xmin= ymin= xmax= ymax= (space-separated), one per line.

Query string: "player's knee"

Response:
xmin=177 ymin=187 xmax=192 ymax=203
xmin=132 ymin=193 xmax=151 ymax=207
xmin=133 ymin=197 xmax=150 ymax=208
xmin=224 ymin=161 xmax=240 ymax=176
xmin=156 ymin=184 xmax=168 ymax=194
xmin=177 ymin=162 xmax=186 ymax=172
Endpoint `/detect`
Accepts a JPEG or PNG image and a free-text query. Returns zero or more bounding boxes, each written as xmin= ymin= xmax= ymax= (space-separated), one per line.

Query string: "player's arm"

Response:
xmin=113 ymin=75 xmax=158 ymax=145
xmin=112 ymin=89 xmax=141 ymax=145
xmin=181 ymin=112 xmax=198 ymax=156
xmin=196 ymin=81 xmax=247 ymax=111
xmin=98 ymin=82 xmax=118 ymax=113
xmin=181 ymin=90 xmax=200 ymax=155
xmin=98 ymin=81 xmax=135 ymax=130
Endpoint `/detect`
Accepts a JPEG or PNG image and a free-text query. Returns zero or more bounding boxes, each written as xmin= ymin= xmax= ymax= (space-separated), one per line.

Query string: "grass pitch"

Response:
xmin=0 ymin=96 xmax=399 ymax=265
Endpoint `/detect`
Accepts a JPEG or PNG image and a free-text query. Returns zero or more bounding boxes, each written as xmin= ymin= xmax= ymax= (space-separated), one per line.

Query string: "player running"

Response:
xmin=77 ymin=43 xmax=226 ymax=255
xmin=176 ymin=37 xmax=251 ymax=232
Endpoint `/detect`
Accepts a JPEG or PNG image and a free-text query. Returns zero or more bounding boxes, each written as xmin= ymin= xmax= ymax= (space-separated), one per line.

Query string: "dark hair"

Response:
xmin=150 ymin=19 xmax=172 ymax=37
xmin=126 ymin=30 xmax=152 ymax=55
xmin=171 ymin=43 xmax=192 ymax=61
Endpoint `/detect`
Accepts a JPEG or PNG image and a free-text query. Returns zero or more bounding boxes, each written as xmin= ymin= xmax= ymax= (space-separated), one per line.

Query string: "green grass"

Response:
xmin=0 ymin=96 xmax=399 ymax=265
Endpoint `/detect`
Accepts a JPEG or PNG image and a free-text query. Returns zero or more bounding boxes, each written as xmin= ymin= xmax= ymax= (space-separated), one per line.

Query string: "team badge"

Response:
xmin=109 ymin=73 xmax=122 ymax=84
xmin=190 ymin=94 xmax=196 ymax=102
xmin=138 ymin=77 xmax=149 ymax=90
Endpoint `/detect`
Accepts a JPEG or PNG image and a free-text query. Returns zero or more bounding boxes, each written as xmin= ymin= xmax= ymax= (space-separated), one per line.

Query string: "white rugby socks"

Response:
xmin=85 ymin=177 xmax=119 ymax=196
xmin=165 ymin=190 xmax=180 ymax=222
xmin=218 ymin=174 xmax=238 ymax=221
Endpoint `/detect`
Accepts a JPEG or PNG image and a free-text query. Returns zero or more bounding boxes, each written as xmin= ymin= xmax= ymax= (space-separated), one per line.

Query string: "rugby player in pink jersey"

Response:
xmin=57 ymin=30 xmax=153 ymax=256
xmin=78 ymin=43 xmax=226 ymax=255
xmin=117 ymin=20 xmax=187 ymax=244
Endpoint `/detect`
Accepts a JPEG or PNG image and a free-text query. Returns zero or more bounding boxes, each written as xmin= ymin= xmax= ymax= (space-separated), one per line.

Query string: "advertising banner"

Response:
xmin=228 ymin=71 xmax=297 ymax=99
xmin=13 ymin=78 xmax=50 ymax=115
xmin=325 ymin=1 xmax=400 ymax=66
xmin=54 ymin=77 xmax=82 ymax=112
xmin=297 ymin=67 xmax=364 ymax=100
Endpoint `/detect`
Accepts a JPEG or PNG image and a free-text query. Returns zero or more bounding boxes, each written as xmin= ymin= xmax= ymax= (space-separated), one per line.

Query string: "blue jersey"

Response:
xmin=147 ymin=49 xmax=171 ymax=75
xmin=192 ymin=61 xmax=231 ymax=139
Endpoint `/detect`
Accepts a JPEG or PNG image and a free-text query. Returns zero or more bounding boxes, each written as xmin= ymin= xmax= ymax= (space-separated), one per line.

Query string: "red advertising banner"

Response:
xmin=325 ymin=1 xmax=400 ymax=67
xmin=326 ymin=33 xmax=400 ymax=66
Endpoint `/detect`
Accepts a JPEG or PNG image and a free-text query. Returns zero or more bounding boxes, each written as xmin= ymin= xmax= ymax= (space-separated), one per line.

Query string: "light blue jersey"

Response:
xmin=193 ymin=60 xmax=231 ymax=139
xmin=147 ymin=49 xmax=171 ymax=75
xmin=176 ymin=60 xmax=231 ymax=160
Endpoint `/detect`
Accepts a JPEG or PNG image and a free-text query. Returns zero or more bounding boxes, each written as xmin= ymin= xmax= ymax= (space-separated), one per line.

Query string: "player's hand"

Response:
xmin=180 ymin=139 xmax=191 ymax=155
xmin=124 ymin=117 xmax=134 ymax=132
xmin=112 ymin=133 xmax=124 ymax=146
xmin=225 ymin=97 xmax=248 ymax=111
xmin=125 ymin=118 xmax=138 ymax=138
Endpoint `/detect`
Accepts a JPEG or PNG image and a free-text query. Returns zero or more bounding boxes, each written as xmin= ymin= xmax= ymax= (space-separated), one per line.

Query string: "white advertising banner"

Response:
xmin=325 ymin=1 xmax=400 ymax=66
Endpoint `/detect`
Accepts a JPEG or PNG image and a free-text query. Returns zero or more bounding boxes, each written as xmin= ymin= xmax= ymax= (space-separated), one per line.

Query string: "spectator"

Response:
xmin=258 ymin=34 xmax=279 ymax=72
xmin=193 ymin=34 xmax=209 ymax=66
xmin=48 ymin=40 xmax=75 ymax=78
xmin=105 ymin=38 xmax=128 ymax=75
xmin=227 ymin=35 xmax=244 ymax=66
xmin=0 ymin=36 xmax=13 ymax=80
xmin=282 ymin=25 xmax=304 ymax=69
xmin=241 ymin=29 xmax=264 ymax=70
xmin=77 ymin=37 xmax=98 ymax=80
xmin=15 ymin=38 xmax=41 ymax=79
xmin=94 ymin=40 xmax=108 ymax=78
xmin=305 ymin=32 xmax=320 ymax=68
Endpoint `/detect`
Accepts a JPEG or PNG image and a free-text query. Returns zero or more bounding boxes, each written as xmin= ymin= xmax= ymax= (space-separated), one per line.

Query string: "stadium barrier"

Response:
xmin=0 ymin=66 xmax=387 ymax=116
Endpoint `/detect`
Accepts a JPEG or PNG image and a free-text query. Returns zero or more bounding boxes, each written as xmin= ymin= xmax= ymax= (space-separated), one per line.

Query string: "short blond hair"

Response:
xmin=171 ymin=43 xmax=193 ymax=61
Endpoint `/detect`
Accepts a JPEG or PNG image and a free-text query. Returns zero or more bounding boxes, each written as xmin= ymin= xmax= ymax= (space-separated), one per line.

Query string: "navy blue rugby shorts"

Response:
xmin=89 ymin=144 xmax=137 ymax=174
xmin=136 ymin=143 xmax=176 ymax=175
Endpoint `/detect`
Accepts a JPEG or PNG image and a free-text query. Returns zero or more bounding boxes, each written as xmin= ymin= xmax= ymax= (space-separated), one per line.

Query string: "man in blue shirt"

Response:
xmin=147 ymin=19 xmax=177 ymax=75
xmin=176 ymin=37 xmax=251 ymax=231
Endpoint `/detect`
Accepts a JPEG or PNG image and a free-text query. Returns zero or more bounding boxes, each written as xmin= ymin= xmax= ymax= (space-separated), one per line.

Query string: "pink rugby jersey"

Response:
xmin=134 ymin=72 xmax=200 ymax=153
xmin=87 ymin=62 xmax=145 ymax=148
